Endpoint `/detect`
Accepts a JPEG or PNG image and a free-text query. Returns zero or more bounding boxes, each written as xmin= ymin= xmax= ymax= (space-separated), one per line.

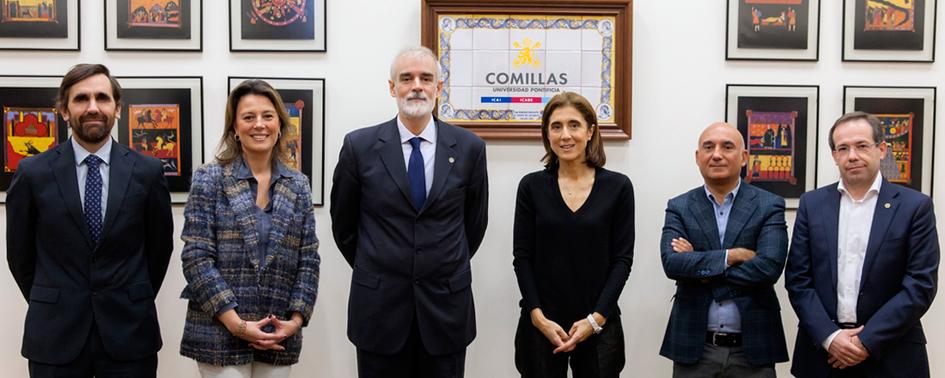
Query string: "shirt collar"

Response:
xmin=236 ymin=157 xmax=292 ymax=181
xmin=704 ymin=180 xmax=741 ymax=204
xmin=72 ymin=137 xmax=112 ymax=167
xmin=838 ymin=171 xmax=883 ymax=198
xmin=397 ymin=116 xmax=437 ymax=145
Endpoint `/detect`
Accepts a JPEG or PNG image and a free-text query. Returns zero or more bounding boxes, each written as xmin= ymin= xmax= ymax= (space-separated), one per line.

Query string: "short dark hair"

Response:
xmin=57 ymin=64 xmax=122 ymax=113
xmin=828 ymin=111 xmax=883 ymax=150
xmin=539 ymin=92 xmax=606 ymax=168
xmin=217 ymin=79 xmax=292 ymax=166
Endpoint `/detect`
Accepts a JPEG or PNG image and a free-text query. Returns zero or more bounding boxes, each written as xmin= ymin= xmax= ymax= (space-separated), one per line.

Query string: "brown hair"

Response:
xmin=828 ymin=111 xmax=883 ymax=150
xmin=217 ymin=79 xmax=292 ymax=165
xmin=539 ymin=91 xmax=605 ymax=168
xmin=57 ymin=64 xmax=122 ymax=113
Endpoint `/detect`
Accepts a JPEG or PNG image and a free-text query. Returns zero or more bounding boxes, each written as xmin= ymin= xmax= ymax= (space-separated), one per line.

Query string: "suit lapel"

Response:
xmin=689 ymin=190 xmax=722 ymax=250
xmin=222 ymin=159 xmax=261 ymax=269
xmin=100 ymin=144 xmax=134 ymax=244
xmin=50 ymin=142 xmax=93 ymax=248
xmin=723 ymin=184 xmax=758 ymax=248
xmin=859 ymin=180 xmax=900 ymax=292
xmin=375 ymin=119 xmax=413 ymax=208
xmin=422 ymin=120 xmax=457 ymax=214
xmin=822 ymin=185 xmax=841 ymax=291
xmin=262 ymin=167 xmax=298 ymax=271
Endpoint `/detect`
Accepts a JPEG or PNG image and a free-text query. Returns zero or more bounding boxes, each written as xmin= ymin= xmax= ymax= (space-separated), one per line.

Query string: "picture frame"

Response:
xmin=113 ymin=76 xmax=204 ymax=203
xmin=0 ymin=0 xmax=80 ymax=50
xmin=227 ymin=76 xmax=326 ymax=206
xmin=0 ymin=75 xmax=68 ymax=202
xmin=105 ymin=0 xmax=203 ymax=51
xmin=725 ymin=84 xmax=819 ymax=208
xmin=228 ymin=0 xmax=326 ymax=52
xmin=420 ymin=0 xmax=632 ymax=140
xmin=726 ymin=0 xmax=820 ymax=61
xmin=842 ymin=0 xmax=936 ymax=62
xmin=843 ymin=86 xmax=935 ymax=195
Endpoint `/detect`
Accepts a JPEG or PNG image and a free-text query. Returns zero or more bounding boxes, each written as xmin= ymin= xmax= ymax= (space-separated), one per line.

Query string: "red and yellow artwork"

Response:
xmin=877 ymin=113 xmax=914 ymax=184
xmin=4 ymin=107 xmax=58 ymax=172
xmin=128 ymin=0 xmax=181 ymax=28
xmin=128 ymin=104 xmax=181 ymax=176
xmin=1 ymin=0 xmax=57 ymax=23
xmin=864 ymin=0 xmax=915 ymax=32
xmin=745 ymin=110 xmax=797 ymax=184
xmin=283 ymin=99 xmax=303 ymax=171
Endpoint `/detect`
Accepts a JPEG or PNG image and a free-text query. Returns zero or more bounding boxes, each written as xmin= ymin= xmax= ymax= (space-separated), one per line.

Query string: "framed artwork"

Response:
xmin=113 ymin=77 xmax=203 ymax=203
xmin=421 ymin=0 xmax=632 ymax=140
xmin=726 ymin=0 xmax=820 ymax=60
xmin=726 ymin=84 xmax=819 ymax=208
xmin=843 ymin=86 xmax=935 ymax=195
xmin=0 ymin=75 xmax=68 ymax=202
xmin=105 ymin=0 xmax=203 ymax=51
xmin=228 ymin=0 xmax=325 ymax=52
xmin=0 ymin=0 xmax=79 ymax=50
xmin=843 ymin=0 xmax=936 ymax=62
xmin=227 ymin=77 xmax=325 ymax=206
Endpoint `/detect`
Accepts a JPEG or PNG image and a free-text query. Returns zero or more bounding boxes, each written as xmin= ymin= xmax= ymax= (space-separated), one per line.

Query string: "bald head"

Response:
xmin=698 ymin=122 xmax=745 ymax=150
xmin=695 ymin=122 xmax=748 ymax=187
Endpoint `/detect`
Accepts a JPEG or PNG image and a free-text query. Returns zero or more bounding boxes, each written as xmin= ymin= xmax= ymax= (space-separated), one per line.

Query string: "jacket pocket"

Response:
xmin=29 ymin=285 xmax=59 ymax=304
xmin=127 ymin=282 xmax=154 ymax=302
xmin=449 ymin=269 xmax=472 ymax=293
xmin=353 ymin=267 xmax=380 ymax=289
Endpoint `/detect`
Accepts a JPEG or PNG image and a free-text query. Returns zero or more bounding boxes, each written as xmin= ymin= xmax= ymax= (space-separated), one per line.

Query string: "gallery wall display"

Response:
xmin=113 ymin=76 xmax=203 ymax=203
xmin=105 ymin=0 xmax=203 ymax=51
xmin=227 ymin=76 xmax=326 ymax=206
xmin=726 ymin=0 xmax=821 ymax=61
xmin=0 ymin=0 xmax=79 ymax=50
xmin=726 ymin=84 xmax=819 ymax=208
xmin=843 ymin=0 xmax=936 ymax=62
xmin=0 ymin=75 xmax=68 ymax=202
xmin=421 ymin=0 xmax=632 ymax=140
xmin=843 ymin=86 xmax=935 ymax=195
xmin=228 ymin=0 xmax=326 ymax=52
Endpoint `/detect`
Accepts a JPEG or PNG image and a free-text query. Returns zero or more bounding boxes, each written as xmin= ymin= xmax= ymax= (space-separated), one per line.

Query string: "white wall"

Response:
xmin=1 ymin=1 xmax=944 ymax=377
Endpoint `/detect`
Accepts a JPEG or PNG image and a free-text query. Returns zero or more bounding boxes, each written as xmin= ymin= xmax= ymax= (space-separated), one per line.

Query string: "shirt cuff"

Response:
xmin=823 ymin=329 xmax=841 ymax=351
xmin=723 ymin=249 xmax=731 ymax=268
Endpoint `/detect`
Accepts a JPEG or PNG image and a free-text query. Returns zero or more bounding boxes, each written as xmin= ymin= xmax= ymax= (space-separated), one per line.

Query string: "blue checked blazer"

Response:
xmin=659 ymin=181 xmax=789 ymax=365
xmin=179 ymin=158 xmax=320 ymax=366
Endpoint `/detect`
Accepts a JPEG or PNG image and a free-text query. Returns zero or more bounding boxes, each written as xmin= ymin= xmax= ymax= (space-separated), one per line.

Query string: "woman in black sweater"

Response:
xmin=513 ymin=92 xmax=635 ymax=378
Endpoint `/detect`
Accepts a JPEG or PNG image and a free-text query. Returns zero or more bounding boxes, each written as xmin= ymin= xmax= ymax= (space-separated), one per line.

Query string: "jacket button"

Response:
xmin=416 ymin=249 xmax=421 ymax=255
xmin=91 ymin=291 xmax=97 ymax=297
xmin=414 ymin=279 xmax=420 ymax=285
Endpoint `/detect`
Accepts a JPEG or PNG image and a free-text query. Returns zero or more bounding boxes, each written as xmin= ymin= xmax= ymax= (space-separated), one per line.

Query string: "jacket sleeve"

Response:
xmin=660 ymin=198 xmax=727 ymax=282
xmin=724 ymin=196 xmax=788 ymax=286
xmin=859 ymin=196 xmax=939 ymax=359
xmin=464 ymin=141 xmax=488 ymax=257
xmin=288 ymin=181 xmax=321 ymax=326
xmin=145 ymin=160 xmax=174 ymax=293
xmin=180 ymin=167 xmax=238 ymax=316
xmin=330 ymin=134 xmax=361 ymax=267
xmin=6 ymin=164 xmax=37 ymax=301
xmin=512 ymin=175 xmax=540 ymax=312
xmin=593 ymin=177 xmax=635 ymax=318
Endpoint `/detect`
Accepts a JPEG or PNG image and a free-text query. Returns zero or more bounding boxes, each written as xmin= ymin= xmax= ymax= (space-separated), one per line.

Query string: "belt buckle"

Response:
xmin=713 ymin=332 xmax=728 ymax=346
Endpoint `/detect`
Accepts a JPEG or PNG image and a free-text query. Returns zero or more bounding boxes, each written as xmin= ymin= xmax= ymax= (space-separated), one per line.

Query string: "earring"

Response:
xmin=234 ymin=134 xmax=240 ymax=142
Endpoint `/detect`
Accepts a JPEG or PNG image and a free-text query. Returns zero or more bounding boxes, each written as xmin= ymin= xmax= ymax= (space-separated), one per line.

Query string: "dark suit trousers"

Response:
xmin=356 ymin=317 xmax=466 ymax=378
xmin=28 ymin=323 xmax=157 ymax=378
xmin=514 ymin=312 xmax=625 ymax=378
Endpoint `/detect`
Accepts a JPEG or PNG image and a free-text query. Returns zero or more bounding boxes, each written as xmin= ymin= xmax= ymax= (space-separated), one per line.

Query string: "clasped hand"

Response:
xmin=530 ymin=309 xmax=604 ymax=354
xmin=229 ymin=314 xmax=302 ymax=351
xmin=827 ymin=326 xmax=869 ymax=369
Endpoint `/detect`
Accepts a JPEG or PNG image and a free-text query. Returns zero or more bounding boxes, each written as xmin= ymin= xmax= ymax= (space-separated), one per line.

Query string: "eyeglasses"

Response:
xmin=834 ymin=142 xmax=880 ymax=156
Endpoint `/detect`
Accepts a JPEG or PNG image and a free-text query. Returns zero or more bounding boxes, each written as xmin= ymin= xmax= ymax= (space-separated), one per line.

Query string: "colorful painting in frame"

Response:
xmin=843 ymin=0 xmax=936 ymax=61
xmin=229 ymin=0 xmax=325 ymax=51
xmin=113 ymin=77 xmax=203 ymax=203
xmin=726 ymin=84 xmax=819 ymax=208
xmin=0 ymin=0 xmax=78 ymax=50
xmin=227 ymin=77 xmax=326 ymax=205
xmin=105 ymin=0 xmax=202 ymax=51
xmin=843 ymin=86 xmax=935 ymax=194
xmin=727 ymin=0 xmax=820 ymax=60
xmin=0 ymin=75 xmax=69 ymax=202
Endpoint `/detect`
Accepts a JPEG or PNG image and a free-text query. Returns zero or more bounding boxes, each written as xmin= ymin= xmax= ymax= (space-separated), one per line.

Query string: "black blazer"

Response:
xmin=331 ymin=117 xmax=488 ymax=355
xmin=6 ymin=140 xmax=174 ymax=364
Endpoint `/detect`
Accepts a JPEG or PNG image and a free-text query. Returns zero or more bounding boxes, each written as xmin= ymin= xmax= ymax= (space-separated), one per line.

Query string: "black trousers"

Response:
xmin=514 ymin=312 xmax=625 ymax=378
xmin=356 ymin=317 xmax=466 ymax=378
xmin=28 ymin=324 xmax=157 ymax=378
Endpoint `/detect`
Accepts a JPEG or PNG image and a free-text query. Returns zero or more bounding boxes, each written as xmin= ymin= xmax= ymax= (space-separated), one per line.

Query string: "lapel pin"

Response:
xmin=448 ymin=157 xmax=455 ymax=164
xmin=884 ymin=202 xmax=891 ymax=209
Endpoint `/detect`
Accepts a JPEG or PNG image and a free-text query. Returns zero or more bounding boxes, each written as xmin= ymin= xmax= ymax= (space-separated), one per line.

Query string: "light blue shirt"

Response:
xmin=72 ymin=137 xmax=112 ymax=223
xmin=397 ymin=116 xmax=436 ymax=195
xmin=704 ymin=182 xmax=742 ymax=333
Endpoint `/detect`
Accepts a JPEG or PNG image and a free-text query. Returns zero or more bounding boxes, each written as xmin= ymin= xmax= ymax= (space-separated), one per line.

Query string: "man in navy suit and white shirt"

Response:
xmin=786 ymin=111 xmax=939 ymax=377
xmin=330 ymin=47 xmax=489 ymax=378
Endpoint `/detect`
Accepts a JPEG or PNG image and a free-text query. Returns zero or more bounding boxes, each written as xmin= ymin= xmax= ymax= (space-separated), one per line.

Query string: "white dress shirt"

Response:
xmin=72 ymin=137 xmax=112 ymax=222
xmin=397 ymin=116 xmax=436 ymax=195
xmin=822 ymin=173 xmax=883 ymax=350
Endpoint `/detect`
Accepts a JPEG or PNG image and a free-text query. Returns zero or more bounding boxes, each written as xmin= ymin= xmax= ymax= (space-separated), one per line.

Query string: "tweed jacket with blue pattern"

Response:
xmin=179 ymin=158 xmax=320 ymax=366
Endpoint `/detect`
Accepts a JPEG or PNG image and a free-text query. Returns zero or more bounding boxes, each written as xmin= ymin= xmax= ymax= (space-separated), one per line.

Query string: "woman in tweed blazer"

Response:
xmin=180 ymin=80 xmax=320 ymax=378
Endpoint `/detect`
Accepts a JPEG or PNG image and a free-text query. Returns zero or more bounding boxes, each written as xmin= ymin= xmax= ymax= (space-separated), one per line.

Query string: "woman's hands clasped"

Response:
xmin=220 ymin=310 xmax=304 ymax=351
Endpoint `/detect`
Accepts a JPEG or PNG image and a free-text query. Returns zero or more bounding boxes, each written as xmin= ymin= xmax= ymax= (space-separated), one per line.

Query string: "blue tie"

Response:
xmin=84 ymin=155 xmax=104 ymax=244
xmin=408 ymin=137 xmax=426 ymax=210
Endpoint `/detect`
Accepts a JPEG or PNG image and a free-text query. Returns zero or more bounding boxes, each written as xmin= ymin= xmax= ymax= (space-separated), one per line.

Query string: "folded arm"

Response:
xmin=724 ymin=197 xmax=788 ymax=286
xmin=660 ymin=201 xmax=726 ymax=282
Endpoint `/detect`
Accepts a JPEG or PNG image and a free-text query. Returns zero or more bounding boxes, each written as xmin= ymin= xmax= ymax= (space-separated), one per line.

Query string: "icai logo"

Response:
xmin=512 ymin=38 xmax=541 ymax=68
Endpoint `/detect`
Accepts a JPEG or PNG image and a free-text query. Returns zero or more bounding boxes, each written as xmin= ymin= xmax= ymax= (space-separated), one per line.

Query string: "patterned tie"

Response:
xmin=84 ymin=155 xmax=104 ymax=245
xmin=408 ymin=137 xmax=426 ymax=210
